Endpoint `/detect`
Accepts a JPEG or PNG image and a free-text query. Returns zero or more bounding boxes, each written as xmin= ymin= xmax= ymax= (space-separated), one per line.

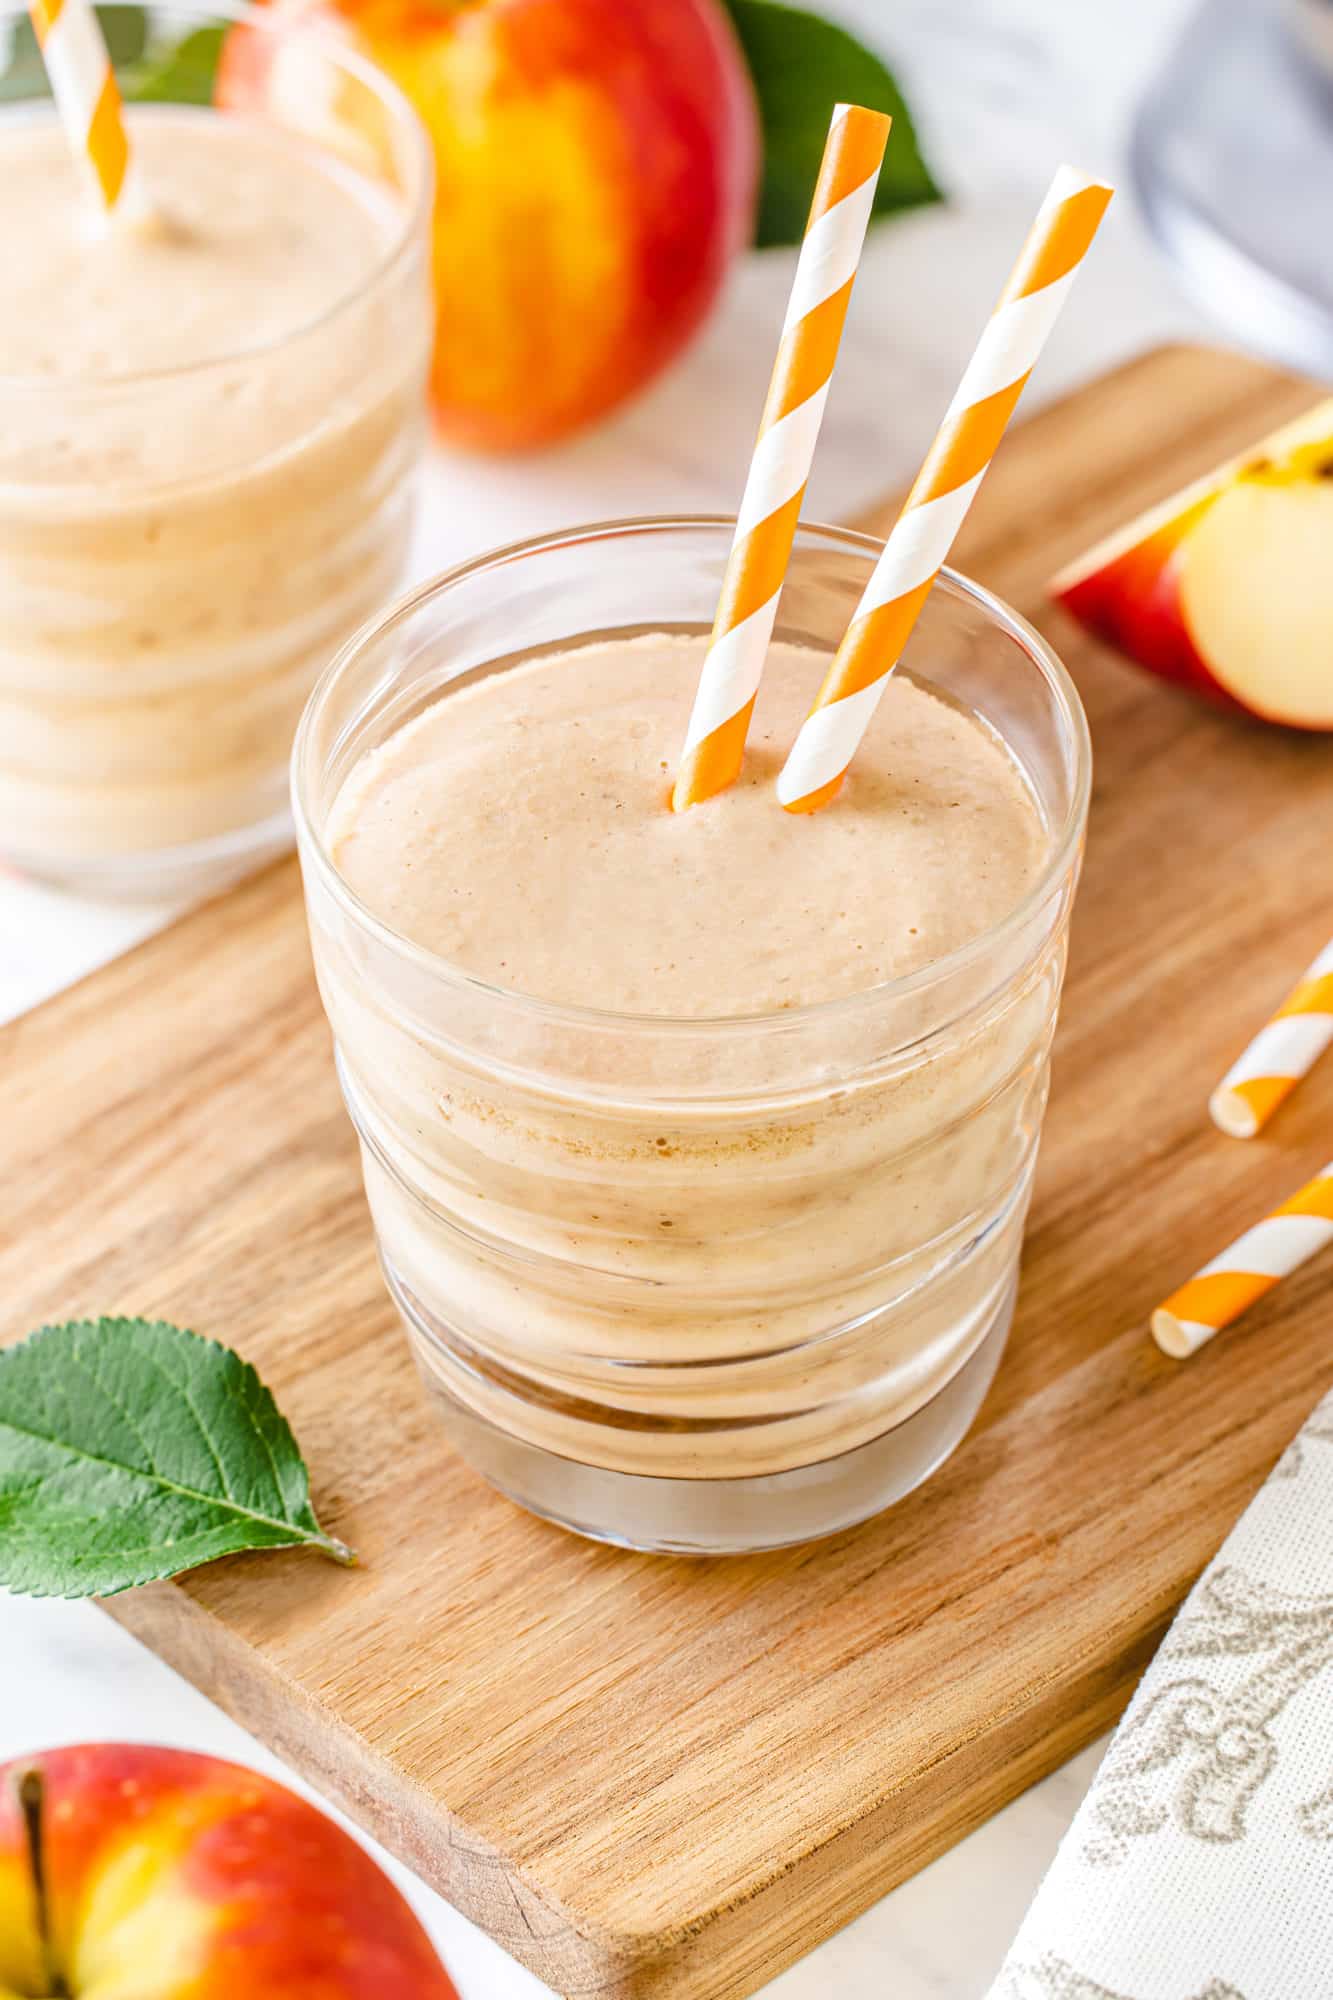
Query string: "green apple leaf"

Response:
xmin=0 ymin=5 xmax=147 ymax=102
xmin=0 ymin=1318 xmax=353 ymax=1599
xmin=126 ymin=21 xmax=226 ymax=105
xmin=721 ymin=0 xmax=942 ymax=247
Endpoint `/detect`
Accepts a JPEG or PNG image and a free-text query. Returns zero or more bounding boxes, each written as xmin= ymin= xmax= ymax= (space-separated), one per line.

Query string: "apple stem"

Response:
xmin=17 ymin=1766 xmax=70 ymax=1998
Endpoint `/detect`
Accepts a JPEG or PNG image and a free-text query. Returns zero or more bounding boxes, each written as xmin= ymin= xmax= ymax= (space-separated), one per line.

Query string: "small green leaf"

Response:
xmin=0 ymin=6 xmax=148 ymax=102
xmin=0 ymin=20 xmax=48 ymax=104
xmin=126 ymin=22 xmax=226 ymax=106
xmin=96 ymin=3 xmax=149 ymax=68
xmin=722 ymin=0 xmax=942 ymax=247
xmin=0 ymin=1318 xmax=353 ymax=1599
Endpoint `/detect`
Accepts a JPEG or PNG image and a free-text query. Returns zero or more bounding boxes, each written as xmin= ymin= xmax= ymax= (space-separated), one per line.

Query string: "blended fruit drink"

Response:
xmin=0 ymin=13 xmax=430 ymax=895
xmin=295 ymin=521 xmax=1091 ymax=1553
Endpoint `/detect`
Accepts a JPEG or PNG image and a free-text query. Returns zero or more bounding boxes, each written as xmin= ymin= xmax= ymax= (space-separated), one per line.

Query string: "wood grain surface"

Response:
xmin=4 ymin=345 xmax=1331 ymax=2000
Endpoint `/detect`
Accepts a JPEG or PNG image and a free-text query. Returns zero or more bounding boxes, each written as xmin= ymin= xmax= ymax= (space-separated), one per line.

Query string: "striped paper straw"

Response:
xmin=1210 ymin=938 xmax=1333 ymax=1138
xmin=29 ymin=0 xmax=130 ymax=211
xmin=776 ymin=165 xmax=1112 ymax=814
xmin=671 ymin=103 xmax=890 ymax=813
xmin=1151 ymin=1160 xmax=1333 ymax=1359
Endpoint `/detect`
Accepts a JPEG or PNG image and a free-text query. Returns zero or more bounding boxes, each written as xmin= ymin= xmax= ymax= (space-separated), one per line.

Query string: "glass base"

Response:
xmin=394 ymin=1270 xmax=1016 ymax=1555
xmin=3 ymin=804 xmax=294 ymax=904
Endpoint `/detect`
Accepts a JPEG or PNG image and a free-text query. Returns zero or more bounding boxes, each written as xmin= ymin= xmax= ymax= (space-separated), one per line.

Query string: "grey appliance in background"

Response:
xmin=1134 ymin=0 xmax=1333 ymax=374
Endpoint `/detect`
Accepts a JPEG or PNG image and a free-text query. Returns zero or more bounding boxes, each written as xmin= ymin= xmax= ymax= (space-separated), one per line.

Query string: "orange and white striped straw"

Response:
xmin=776 ymin=165 xmax=1113 ymax=814
xmin=671 ymin=103 xmax=890 ymax=813
xmin=1210 ymin=938 xmax=1333 ymax=1138
xmin=29 ymin=0 xmax=130 ymax=212
xmin=1151 ymin=1160 xmax=1333 ymax=1359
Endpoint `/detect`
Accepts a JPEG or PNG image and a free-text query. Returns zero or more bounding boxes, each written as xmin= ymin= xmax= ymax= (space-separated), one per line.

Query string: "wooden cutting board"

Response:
xmin=4 ymin=345 xmax=1331 ymax=2000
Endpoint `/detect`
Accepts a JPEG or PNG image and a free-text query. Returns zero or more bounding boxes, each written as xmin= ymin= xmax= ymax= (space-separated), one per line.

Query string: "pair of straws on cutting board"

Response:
xmin=1152 ymin=938 xmax=1333 ymax=1359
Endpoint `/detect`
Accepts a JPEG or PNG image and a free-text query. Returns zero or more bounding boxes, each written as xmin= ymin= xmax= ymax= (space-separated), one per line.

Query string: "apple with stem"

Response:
xmin=0 ymin=1744 xmax=457 ymax=1999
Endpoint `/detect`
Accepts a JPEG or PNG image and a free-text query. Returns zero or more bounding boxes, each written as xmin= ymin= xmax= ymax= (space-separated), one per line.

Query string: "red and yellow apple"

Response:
xmin=1050 ymin=398 xmax=1333 ymax=729
xmin=0 ymin=1744 xmax=457 ymax=1998
xmin=219 ymin=0 xmax=760 ymax=450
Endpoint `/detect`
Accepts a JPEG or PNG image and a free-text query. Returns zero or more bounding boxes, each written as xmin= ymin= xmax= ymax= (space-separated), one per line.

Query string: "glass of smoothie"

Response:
xmin=0 ymin=1 xmax=432 ymax=897
xmin=293 ymin=518 xmax=1091 ymax=1554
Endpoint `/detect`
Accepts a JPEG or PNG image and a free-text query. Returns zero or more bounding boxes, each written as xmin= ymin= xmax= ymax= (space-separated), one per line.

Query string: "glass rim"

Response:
xmin=292 ymin=513 xmax=1093 ymax=1037
xmin=0 ymin=0 xmax=433 ymax=394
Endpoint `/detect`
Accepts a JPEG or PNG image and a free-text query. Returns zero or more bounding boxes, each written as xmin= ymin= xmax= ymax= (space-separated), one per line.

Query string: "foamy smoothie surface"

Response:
xmin=330 ymin=634 xmax=1049 ymax=1016
xmin=3 ymin=113 xmax=388 ymax=379
xmin=0 ymin=109 xmax=407 ymax=491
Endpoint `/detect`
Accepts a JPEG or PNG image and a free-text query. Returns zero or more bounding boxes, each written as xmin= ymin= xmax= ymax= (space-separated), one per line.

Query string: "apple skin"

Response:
xmin=1051 ymin=406 xmax=1333 ymax=731
xmin=0 ymin=1744 xmax=458 ymax=1999
xmin=220 ymin=0 xmax=760 ymax=451
xmin=1050 ymin=492 xmax=1252 ymax=718
xmin=0 ymin=1772 xmax=43 ymax=1998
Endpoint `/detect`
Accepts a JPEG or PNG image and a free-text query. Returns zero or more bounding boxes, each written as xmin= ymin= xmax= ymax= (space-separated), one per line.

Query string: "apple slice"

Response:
xmin=1051 ymin=399 xmax=1333 ymax=729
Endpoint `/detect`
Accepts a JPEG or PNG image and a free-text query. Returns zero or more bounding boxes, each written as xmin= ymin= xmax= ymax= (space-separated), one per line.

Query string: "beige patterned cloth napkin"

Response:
xmin=987 ymin=1386 xmax=1333 ymax=2000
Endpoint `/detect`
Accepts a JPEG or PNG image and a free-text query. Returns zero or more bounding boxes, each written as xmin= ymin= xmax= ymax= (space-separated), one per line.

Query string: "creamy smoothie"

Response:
xmin=312 ymin=627 xmax=1063 ymax=1526
xmin=0 ymin=101 xmax=429 ymax=889
xmin=331 ymin=635 xmax=1044 ymax=1013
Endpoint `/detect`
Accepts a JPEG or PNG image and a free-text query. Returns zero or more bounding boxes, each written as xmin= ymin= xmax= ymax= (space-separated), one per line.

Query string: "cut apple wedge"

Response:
xmin=1051 ymin=399 xmax=1333 ymax=729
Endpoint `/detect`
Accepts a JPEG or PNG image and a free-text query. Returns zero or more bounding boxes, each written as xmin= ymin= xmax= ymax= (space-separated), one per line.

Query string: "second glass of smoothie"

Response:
xmin=294 ymin=519 xmax=1091 ymax=1553
xmin=0 ymin=1 xmax=432 ymax=896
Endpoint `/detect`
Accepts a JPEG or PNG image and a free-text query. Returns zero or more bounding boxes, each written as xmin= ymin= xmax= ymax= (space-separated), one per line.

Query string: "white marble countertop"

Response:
xmin=1 ymin=1 xmax=1228 ymax=1994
